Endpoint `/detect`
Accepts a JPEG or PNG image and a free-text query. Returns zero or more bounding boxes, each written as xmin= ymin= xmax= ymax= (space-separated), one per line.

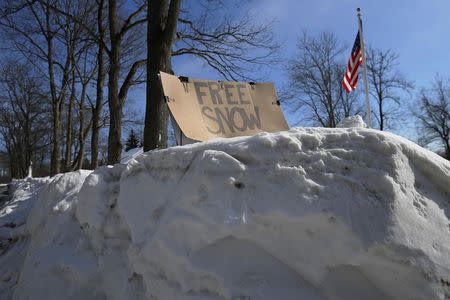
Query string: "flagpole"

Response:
xmin=357 ymin=7 xmax=372 ymax=128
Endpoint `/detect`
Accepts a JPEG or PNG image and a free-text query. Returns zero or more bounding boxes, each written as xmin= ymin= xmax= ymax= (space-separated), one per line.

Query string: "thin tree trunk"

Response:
xmin=107 ymin=92 xmax=122 ymax=164
xmin=47 ymin=33 xmax=61 ymax=175
xmin=75 ymin=83 xmax=87 ymax=170
xmin=51 ymin=97 xmax=61 ymax=175
xmin=378 ymin=90 xmax=384 ymax=131
xmin=445 ymin=140 xmax=450 ymax=159
xmin=65 ymin=69 xmax=75 ymax=171
xmin=24 ymin=116 xmax=32 ymax=176
xmin=91 ymin=0 xmax=105 ymax=169
xmin=91 ymin=58 xmax=104 ymax=168
xmin=107 ymin=44 xmax=122 ymax=164
xmin=106 ymin=0 xmax=123 ymax=164
xmin=45 ymin=1 xmax=69 ymax=176
xmin=379 ymin=101 xmax=384 ymax=131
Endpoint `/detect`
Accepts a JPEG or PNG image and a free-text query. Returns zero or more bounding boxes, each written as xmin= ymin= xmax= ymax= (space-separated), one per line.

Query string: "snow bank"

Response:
xmin=0 ymin=177 xmax=51 ymax=299
xmin=1 ymin=128 xmax=450 ymax=299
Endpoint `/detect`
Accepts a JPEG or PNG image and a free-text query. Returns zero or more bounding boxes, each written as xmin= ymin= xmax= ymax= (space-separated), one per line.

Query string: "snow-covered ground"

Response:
xmin=1 ymin=125 xmax=449 ymax=299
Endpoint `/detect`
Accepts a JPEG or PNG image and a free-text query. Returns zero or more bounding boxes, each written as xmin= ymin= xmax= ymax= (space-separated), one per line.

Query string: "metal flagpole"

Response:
xmin=357 ymin=7 xmax=372 ymax=128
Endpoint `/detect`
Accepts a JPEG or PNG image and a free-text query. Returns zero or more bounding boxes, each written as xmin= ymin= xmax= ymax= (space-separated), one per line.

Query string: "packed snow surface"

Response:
xmin=336 ymin=115 xmax=367 ymax=128
xmin=121 ymin=147 xmax=144 ymax=164
xmin=1 ymin=127 xmax=450 ymax=299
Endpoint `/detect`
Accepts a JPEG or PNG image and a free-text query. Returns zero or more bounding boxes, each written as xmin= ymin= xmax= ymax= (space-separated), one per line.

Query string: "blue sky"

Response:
xmin=246 ymin=0 xmax=450 ymax=85
xmin=131 ymin=0 xmax=450 ymax=141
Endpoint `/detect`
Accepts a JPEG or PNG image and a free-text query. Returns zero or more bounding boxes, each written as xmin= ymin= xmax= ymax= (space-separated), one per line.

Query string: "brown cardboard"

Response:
xmin=160 ymin=72 xmax=289 ymax=141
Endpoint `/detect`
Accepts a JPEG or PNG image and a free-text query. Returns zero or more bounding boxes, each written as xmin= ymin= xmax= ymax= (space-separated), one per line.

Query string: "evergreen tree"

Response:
xmin=125 ymin=130 xmax=140 ymax=151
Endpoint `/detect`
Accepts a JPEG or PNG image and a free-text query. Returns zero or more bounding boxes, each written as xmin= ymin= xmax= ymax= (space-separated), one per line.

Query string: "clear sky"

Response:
xmin=131 ymin=0 xmax=450 ymax=140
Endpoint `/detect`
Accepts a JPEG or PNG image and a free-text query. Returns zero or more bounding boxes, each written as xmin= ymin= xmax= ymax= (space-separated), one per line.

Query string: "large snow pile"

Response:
xmin=1 ymin=127 xmax=450 ymax=299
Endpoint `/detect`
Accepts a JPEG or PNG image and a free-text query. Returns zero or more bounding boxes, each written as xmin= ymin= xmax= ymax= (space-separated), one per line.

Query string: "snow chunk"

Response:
xmin=121 ymin=147 xmax=143 ymax=164
xmin=337 ymin=115 xmax=367 ymax=128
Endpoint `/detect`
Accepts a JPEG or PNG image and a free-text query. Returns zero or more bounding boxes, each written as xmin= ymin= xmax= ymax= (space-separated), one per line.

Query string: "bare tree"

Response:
xmin=366 ymin=48 xmax=413 ymax=131
xmin=0 ymin=62 xmax=51 ymax=178
xmin=40 ymin=0 xmax=108 ymax=170
xmin=144 ymin=0 xmax=280 ymax=151
xmin=71 ymin=44 xmax=96 ymax=170
xmin=416 ymin=77 xmax=450 ymax=159
xmin=104 ymin=0 xmax=147 ymax=164
xmin=16 ymin=0 xmax=147 ymax=165
xmin=0 ymin=0 xmax=96 ymax=175
xmin=173 ymin=3 xmax=279 ymax=81
xmin=287 ymin=32 xmax=361 ymax=127
xmin=56 ymin=0 xmax=95 ymax=171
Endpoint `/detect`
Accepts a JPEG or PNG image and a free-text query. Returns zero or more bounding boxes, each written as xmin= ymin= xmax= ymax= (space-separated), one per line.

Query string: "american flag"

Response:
xmin=342 ymin=32 xmax=363 ymax=93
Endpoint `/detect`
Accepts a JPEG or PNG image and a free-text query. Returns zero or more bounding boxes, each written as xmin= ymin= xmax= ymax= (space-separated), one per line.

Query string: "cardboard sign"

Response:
xmin=160 ymin=72 xmax=289 ymax=141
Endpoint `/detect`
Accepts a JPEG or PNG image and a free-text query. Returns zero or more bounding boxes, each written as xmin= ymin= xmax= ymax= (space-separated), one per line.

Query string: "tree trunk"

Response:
xmin=107 ymin=42 xmax=122 ymax=164
xmin=445 ymin=139 xmax=450 ymax=160
xmin=24 ymin=116 xmax=32 ymax=176
xmin=144 ymin=0 xmax=181 ymax=151
xmin=379 ymin=104 xmax=384 ymax=131
xmin=44 ymin=1 xmax=60 ymax=176
xmin=51 ymin=101 xmax=61 ymax=175
xmin=378 ymin=91 xmax=384 ymax=131
xmin=91 ymin=0 xmax=105 ymax=170
xmin=107 ymin=92 xmax=122 ymax=164
xmin=65 ymin=70 xmax=75 ymax=171
xmin=47 ymin=32 xmax=61 ymax=175
xmin=45 ymin=1 xmax=67 ymax=176
xmin=91 ymin=56 xmax=104 ymax=168
xmin=75 ymin=83 xmax=88 ymax=170
xmin=106 ymin=0 xmax=123 ymax=164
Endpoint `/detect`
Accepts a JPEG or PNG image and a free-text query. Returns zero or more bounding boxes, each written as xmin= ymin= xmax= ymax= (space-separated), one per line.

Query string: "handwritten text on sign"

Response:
xmin=159 ymin=71 xmax=289 ymax=141
xmin=193 ymin=82 xmax=261 ymax=134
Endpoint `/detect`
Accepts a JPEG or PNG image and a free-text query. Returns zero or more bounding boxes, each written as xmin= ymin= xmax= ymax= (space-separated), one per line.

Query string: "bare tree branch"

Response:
xmin=287 ymin=32 xmax=362 ymax=127
xmin=173 ymin=10 xmax=280 ymax=81
xmin=366 ymin=48 xmax=413 ymax=130
xmin=415 ymin=76 xmax=450 ymax=159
